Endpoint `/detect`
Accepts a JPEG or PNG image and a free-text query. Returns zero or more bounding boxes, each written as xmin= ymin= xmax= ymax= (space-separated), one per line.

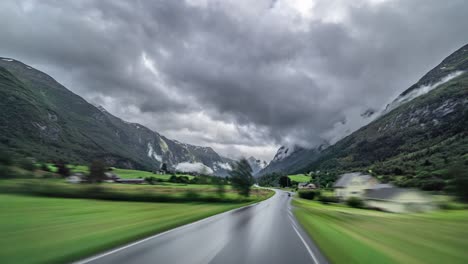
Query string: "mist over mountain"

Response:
xmin=259 ymin=44 xmax=468 ymax=190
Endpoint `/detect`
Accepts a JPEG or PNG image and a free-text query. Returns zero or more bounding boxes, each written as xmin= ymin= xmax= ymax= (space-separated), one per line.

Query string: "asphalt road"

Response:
xmin=75 ymin=190 xmax=328 ymax=264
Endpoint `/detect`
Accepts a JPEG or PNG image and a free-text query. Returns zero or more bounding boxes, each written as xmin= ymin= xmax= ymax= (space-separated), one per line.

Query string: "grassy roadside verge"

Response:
xmin=0 ymin=192 xmax=272 ymax=264
xmin=293 ymin=198 xmax=468 ymax=264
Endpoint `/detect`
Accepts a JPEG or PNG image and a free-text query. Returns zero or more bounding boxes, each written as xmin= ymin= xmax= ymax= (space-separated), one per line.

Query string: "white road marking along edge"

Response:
xmin=73 ymin=201 xmax=262 ymax=264
xmin=288 ymin=215 xmax=320 ymax=264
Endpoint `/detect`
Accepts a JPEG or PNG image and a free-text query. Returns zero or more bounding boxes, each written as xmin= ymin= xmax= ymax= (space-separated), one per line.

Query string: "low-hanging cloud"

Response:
xmin=175 ymin=162 xmax=214 ymax=174
xmin=0 ymin=0 xmax=467 ymax=161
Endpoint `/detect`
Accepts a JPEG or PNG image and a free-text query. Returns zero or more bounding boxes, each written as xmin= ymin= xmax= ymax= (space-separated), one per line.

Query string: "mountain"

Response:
xmin=257 ymin=144 xmax=327 ymax=176
xmin=246 ymin=156 xmax=268 ymax=176
xmin=259 ymin=44 xmax=468 ymax=190
xmin=0 ymin=57 xmax=232 ymax=175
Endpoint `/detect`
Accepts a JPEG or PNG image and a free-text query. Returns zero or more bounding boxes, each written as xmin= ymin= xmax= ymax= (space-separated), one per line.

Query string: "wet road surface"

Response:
xmin=75 ymin=189 xmax=328 ymax=264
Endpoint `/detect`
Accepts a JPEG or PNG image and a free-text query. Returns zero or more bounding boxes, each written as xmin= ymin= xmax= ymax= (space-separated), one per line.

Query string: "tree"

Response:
xmin=88 ymin=160 xmax=106 ymax=183
xmin=449 ymin=163 xmax=468 ymax=202
xmin=161 ymin=163 xmax=168 ymax=173
xmin=278 ymin=176 xmax=291 ymax=188
xmin=216 ymin=178 xmax=226 ymax=197
xmin=230 ymin=158 xmax=254 ymax=197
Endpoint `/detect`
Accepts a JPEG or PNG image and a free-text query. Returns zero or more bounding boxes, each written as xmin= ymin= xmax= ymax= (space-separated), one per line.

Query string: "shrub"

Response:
xmin=298 ymin=190 xmax=320 ymax=200
xmin=437 ymin=201 xmax=457 ymax=210
xmin=420 ymin=178 xmax=445 ymax=191
xmin=169 ymin=175 xmax=178 ymax=183
xmin=40 ymin=164 xmax=51 ymax=172
xmin=317 ymin=195 xmax=339 ymax=204
xmin=184 ymin=190 xmax=200 ymax=200
xmin=346 ymin=197 xmax=365 ymax=208
xmin=145 ymin=176 xmax=156 ymax=185
xmin=178 ymin=176 xmax=190 ymax=184
xmin=42 ymin=173 xmax=55 ymax=179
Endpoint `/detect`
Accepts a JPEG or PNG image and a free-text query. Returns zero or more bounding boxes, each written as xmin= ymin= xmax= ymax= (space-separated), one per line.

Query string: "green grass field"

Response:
xmin=293 ymin=198 xmax=468 ymax=264
xmin=0 ymin=194 xmax=257 ymax=264
xmin=38 ymin=163 xmax=195 ymax=180
xmin=69 ymin=165 xmax=194 ymax=180
xmin=288 ymin=174 xmax=311 ymax=183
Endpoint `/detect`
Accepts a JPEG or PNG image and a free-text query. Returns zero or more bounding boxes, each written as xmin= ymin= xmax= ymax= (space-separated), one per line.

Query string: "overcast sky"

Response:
xmin=1 ymin=0 xmax=467 ymax=161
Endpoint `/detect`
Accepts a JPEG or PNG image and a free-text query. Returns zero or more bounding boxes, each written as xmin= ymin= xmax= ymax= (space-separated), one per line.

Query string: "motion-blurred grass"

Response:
xmin=293 ymin=198 xmax=468 ymax=264
xmin=0 ymin=194 xmax=260 ymax=264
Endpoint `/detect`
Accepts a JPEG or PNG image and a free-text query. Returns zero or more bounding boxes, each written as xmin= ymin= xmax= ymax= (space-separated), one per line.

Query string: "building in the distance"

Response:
xmin=333 ymin=172 xmax=434 ymax=213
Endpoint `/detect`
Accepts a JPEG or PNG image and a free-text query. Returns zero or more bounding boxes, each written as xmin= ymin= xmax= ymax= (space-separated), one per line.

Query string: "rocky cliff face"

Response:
xmin=0 ymin=57 xmax=231 ymax=175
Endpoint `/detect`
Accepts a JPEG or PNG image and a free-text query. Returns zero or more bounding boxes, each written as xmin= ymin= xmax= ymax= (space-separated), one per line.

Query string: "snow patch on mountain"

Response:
xmin=159 ymin=138 xmax=169 ymax=153
xmin=247 ymin=156 xmax=268 ymax=175
xmin=176 ymin=162 xmax=213 ymax=174
xmin=147 ymin=143 xmax=162 ymax=162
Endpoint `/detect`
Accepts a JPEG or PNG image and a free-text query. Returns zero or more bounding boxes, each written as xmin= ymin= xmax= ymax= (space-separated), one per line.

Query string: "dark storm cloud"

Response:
xmin=0 ymin=0 xmax=467 ymax=160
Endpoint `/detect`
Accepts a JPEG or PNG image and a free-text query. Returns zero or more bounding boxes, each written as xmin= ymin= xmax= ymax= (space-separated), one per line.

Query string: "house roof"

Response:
xmin=364 ymin=187 xmax=406 ymax=200
xmin=333 ymin=172 xmax=372 ymax=188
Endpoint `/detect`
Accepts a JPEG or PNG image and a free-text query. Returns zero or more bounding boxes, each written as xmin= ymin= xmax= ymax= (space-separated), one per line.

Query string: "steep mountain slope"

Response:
xmin=246 ymin=156 xmax=268 ymax=176
xmin=260 ymin=44 xmax=468 ymax=190
xmin=298 ymin=44 xmax=468 ymax=189
xmin=257 ymin=144 xmax=327 ymax=176
xmin=0 ymin=58 xmax=231 ymax=175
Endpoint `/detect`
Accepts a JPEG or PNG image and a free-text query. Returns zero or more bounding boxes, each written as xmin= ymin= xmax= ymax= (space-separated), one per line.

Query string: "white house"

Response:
xmin=333 ymin=172 xmax=378 ymax=199
xmin=333 ymin=172 xmax=434 ymax=213
xmin=298 ymin=183 xmax=316 ymax=189
xmin=66 ymin=173 xmax=85 ymax=184
xmin=364 ymin=187 xmax=434 ymax=213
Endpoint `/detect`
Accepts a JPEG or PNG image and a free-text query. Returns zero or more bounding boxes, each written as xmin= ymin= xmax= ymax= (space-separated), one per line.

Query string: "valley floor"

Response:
xmin=0 ymin=194 xmax=254 ymax=264
xmin=293 ymin=198 xmax=468 ymax=264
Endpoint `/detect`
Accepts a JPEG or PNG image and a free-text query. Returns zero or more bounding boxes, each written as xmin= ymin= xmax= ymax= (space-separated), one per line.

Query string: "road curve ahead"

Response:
xmin=75 ymin=190 xmax=328 ymax=264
